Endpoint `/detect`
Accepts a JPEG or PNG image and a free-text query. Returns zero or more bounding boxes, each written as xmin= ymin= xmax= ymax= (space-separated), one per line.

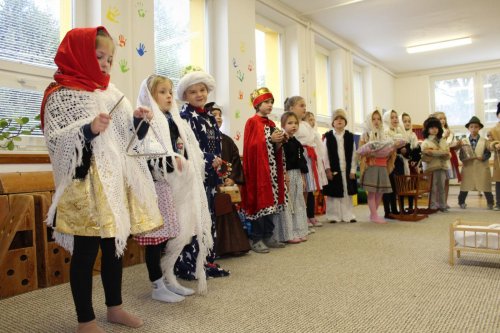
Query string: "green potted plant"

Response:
xmin=0 ymin=115 xmax=41 ymax=150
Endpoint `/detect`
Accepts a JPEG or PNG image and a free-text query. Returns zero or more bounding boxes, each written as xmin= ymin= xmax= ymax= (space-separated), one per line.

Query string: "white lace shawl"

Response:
xmin=137 ymin=79 xmax=213 ymax=287
xmin=295 ymin=121 xmax=329 ymax=187
xmin=44 ymin=84 xmax=159 ymax=256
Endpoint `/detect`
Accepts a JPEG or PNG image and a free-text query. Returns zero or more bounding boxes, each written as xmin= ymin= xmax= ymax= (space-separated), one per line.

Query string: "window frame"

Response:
xmin=0 ymin=0 xmax=77 ymax=155
xmin=313 ymin=45 xmax=331 ymax=132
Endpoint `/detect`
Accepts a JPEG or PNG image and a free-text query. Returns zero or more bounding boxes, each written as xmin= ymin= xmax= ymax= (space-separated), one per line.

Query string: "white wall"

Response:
xmin=394 ymin=75 xmax=431 ymax=126
xmin=370 ymin=66 xmax=395 ymax=113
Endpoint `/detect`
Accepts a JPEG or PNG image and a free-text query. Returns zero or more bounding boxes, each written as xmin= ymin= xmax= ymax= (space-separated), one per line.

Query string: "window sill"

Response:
xmin=0 ymin=152 xmax=50 ymax=164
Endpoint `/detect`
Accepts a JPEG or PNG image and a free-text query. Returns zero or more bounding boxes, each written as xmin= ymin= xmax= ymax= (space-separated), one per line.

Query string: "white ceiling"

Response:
xmin=269 ymin=0 xmax=500 ymax=74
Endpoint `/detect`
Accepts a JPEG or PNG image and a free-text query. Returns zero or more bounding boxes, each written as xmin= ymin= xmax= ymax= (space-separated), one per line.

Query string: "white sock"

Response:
xmin=166 ymin=282 xmax=195 ymax=296
xmin=152 ymin=278 xmax=185 ymax=303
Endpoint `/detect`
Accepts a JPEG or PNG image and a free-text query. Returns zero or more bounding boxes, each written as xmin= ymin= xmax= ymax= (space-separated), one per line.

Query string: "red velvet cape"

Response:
xmin=241 ymin=114 xmax=285 ymax=217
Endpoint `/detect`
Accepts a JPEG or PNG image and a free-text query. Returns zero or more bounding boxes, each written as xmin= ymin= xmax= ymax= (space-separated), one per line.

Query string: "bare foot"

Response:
xmin=107 ymin=305 xmax=143 ymax=328
xmin=370 ymin=216 xmax=388 ymax=224
xmin=76 ymin=320 xmax=105 ymax=333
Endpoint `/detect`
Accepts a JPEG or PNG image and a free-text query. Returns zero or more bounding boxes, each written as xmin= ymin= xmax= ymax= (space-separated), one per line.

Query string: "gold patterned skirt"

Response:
xmin=55 ymin=160 xmax=163 ymax=237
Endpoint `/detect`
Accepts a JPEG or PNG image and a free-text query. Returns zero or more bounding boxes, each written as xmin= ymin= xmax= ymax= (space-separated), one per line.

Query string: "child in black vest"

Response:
xmin=322 ymin=109 xmax=358 ymax=223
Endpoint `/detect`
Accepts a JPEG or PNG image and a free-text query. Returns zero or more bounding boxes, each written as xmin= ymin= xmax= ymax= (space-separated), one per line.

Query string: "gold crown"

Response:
xmin=250 ymin=87 xmax=274 ymax=107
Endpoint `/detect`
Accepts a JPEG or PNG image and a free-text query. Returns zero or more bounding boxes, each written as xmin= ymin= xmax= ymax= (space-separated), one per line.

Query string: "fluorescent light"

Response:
xmin=407 ymin=37 xmax=471 ymax=54
xmin=484 ymin=98 xmax=498 ymax=103
xmin=483 ymin=83 xmax=492 ymax=88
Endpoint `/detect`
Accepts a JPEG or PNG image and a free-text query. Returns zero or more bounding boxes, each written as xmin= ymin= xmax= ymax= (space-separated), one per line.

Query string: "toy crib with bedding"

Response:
xmin=449 ymin=219 xmax=500 ymax=266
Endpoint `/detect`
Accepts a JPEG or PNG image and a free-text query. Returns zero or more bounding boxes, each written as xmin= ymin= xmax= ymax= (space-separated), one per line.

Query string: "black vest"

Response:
xmin=322 ymin=130 xmax=357 ymax=197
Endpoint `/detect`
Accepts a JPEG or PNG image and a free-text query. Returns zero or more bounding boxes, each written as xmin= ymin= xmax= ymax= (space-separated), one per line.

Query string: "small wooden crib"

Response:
xmin=449 ymin=219 xmax=500 ymax=266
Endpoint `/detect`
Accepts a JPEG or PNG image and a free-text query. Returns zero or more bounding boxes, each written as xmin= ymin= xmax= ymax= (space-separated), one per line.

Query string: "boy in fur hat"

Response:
xmin=458 ymin=116 xmax=494 ymax=209
xmin=322 ymin=108 xmax=358 ymax=223
xmin=486 ymin=103 xmax=500 ymax=210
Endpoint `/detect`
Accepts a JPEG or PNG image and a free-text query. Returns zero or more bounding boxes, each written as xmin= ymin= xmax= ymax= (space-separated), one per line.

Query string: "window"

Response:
xmin=315 ymin=49 xmax=330 ymax=118
xmin=482 ymin=72 xmax=500 ymax=123
xmin=433 ymin=74 xmax=475 ymax=127
xmin=255 ymin=24 xmax=282 ymax=107
xmin=154 ymin=0 xmax=206 ymax=87
xmin=0 ymin=0 xmax=73 ymax=141
xmin=353 ymin=65 xmax=364 ymax=125
xmin=432 ymin=70 xmax=500 ymax=128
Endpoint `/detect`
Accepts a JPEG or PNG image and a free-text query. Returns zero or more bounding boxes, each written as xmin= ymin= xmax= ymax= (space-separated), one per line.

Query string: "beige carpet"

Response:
xmin=1 ymin=194 xmax=499 ymax=332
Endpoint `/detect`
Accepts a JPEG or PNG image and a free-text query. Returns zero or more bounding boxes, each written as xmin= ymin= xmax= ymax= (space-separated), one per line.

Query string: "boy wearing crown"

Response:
xmin=458 ymin=116 xmax=494 ymax=209
xmin=241 ymin=87 xmax=287 ymax=253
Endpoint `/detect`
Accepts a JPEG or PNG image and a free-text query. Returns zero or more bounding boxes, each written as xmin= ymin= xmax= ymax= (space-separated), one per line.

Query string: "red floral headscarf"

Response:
xmin=40 ymin=26 xmax=112 ymax=130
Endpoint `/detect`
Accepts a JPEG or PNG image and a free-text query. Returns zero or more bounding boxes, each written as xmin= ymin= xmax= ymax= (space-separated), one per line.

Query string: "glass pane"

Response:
xmin=255 ymin=26 xmax=282 ymax=106
xmin=353 ymin=70 xmax=363 ymax=124
xmin=154 ymin=0 xmax=206 ymax=87
xmin=255 ymin=29 xmax=266 ymax=88
xmin=482 ymin=72 xmax=500 ymax=124
xmin=434 ymin=76 xmax=474 ymax=126
xmin=0 ymin=0 xmax=64 ymax=67
xmin=315 ymin=51 xmax=329 ymax=117
xmin=0 ymin=87 xmax=42 ymax=136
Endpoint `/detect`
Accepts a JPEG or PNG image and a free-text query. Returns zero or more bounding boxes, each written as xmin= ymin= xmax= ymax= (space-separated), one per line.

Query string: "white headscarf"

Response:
xmin=383 ymin=110 xmax=406 ymax=139
xmin=361 ymin=110 xmax=385 ymax=142
xmin=399 ymin=113 xmax=419 ymax=149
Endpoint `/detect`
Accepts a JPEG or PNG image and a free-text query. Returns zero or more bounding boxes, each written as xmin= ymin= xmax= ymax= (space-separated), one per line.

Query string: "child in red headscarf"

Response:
xmin=41 ymin=27 xmax=162 ymax=332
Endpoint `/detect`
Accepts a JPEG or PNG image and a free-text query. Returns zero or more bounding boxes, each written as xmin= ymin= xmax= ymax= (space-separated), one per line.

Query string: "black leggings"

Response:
xmin=145 ymin=242 xmax=167 ymax=282
xmin=306 ymin=192 xmax=315 ymax=218
xmin=70 ymin=236 xmax=122 ymax=323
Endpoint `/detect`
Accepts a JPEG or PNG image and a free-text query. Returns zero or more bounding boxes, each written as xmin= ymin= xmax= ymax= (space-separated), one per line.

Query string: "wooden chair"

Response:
xmin=393 ymin=173 xmax=437 ymax=221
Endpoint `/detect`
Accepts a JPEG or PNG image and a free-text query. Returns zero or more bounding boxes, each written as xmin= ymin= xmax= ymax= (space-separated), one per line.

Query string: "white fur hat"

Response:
xmin=176 ymin=71 xmax=216 ymax=101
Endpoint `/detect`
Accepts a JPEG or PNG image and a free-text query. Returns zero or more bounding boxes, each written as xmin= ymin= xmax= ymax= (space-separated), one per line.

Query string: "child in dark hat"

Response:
xmin=421 ymin=117 xmax=450 ymax=212
xmin=458 ymin=116 xmax=494 ymax=209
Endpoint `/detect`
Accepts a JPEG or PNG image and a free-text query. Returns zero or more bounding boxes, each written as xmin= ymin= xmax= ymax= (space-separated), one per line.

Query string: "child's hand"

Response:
xmin=224 ymin=178 xmax=235 ymax=186
xmin=495 ymin=143 xmax=500 ymax=151
xmin=285 ymin=173 xmax=290 ymax=189
xmin=134 ymin=106 xmax=153 ymax=121
xmin=271 ymin=129 xmax=284 ymax=143
xmin=349 ymin=172 xmax=356 ymax=180
xmin=212 ymin=156 xmax=222 ymax=169
xmin=174 ymin=156 xmax=183 ymax=172
xmin=326 ymin=169 xmax=333 ymax=181
xmin=91 ymin=113 xmax=111 ymax=134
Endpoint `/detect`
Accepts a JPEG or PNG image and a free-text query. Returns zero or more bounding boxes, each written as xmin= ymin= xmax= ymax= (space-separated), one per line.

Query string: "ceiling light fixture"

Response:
xmin=302 ymin=0 xmax=365 ymax=16
xmin=406 ymin=37 xmax=472 ymax=54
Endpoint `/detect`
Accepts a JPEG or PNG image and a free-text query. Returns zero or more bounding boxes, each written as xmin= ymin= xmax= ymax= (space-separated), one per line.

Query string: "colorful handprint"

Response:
xmin=136 ymin=43 xmax=147 ymax=56
xmin=236 ymin=70 xmax=244 ymax=82
xmin=238 ymin=90 xmax=244 ymax=100
xmin=119 ymin=59 xmax=130 ymax=73
xmin=235 ymin=110 xmax=241 ymax=119
xmin=234 ymin=130 xmax=241 ymax=141
xmin=232 ymin=57 xmax=238 ymax=68
xmin=106 ymin=6 xmax=120 ymax=23
xmin=248 ymin=60 xmax=254 ymax=72
xmin=137 ymin=2 xmax=146 ymax=17
xmin=118 ymin=35 xmax=127 ymax=47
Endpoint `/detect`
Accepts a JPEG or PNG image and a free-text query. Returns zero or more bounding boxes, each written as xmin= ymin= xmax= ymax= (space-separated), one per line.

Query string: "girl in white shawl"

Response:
xmin=136 ymin=75 xmax=213 ymax=298
xmin=382 ymin=110 xmax=406 ymax=218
